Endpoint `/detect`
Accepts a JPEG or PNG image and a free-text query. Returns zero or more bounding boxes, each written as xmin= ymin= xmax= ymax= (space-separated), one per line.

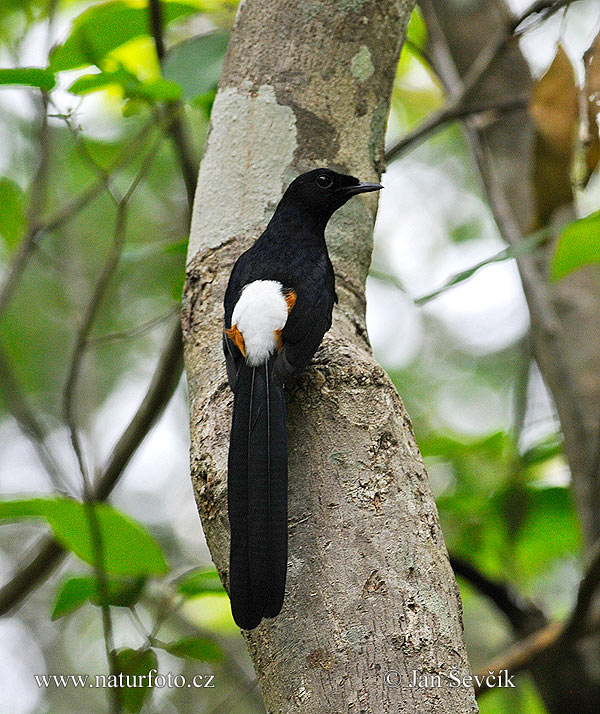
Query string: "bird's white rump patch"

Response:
xmin=231 ymin=280 xmax=288 ymax=366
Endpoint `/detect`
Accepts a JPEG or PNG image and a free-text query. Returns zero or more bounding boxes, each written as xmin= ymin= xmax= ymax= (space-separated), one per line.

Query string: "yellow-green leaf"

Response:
xmin=0 ymin=67 xmax=55 ymax=91
xmin=551 ymin=210 xmax=600 ymax=280
xmin=0 ymin=498 xmax=168 ymax=575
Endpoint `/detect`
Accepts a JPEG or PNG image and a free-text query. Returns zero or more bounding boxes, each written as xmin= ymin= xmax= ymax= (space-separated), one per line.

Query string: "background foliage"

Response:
xmin=0 ymin=0 xmax=599 ymax=712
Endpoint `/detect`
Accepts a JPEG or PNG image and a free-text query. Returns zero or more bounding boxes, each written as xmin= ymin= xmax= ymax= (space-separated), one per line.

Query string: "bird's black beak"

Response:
xmin=343 ymin=182 xmax=383 ymax=196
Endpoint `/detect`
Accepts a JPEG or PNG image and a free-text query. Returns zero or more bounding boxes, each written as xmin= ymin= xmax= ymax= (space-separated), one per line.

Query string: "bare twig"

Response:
xmin=87 ymin=306 xmax=179 ymax=346
xmin=472 ymin=541 xmax=600 ymax=697
xmin=62 ymin=136 xmax=163 ymax=478
xmin=471 ymin=138 xmax=588 ymax=461
xmin=385 ymin=94 xmax=528 ymax=163
xmin=95 ymin=321 xmax=183 ymax=501
xmin=474 ymin=621 xmax=563 ymax=696
xmin=148 ymin=0 xmax=198 ymax=205
xmin=450 ymin=555 xmax=545 ymax=634
xmin=413 ymin=228 xmax=547 ymax=305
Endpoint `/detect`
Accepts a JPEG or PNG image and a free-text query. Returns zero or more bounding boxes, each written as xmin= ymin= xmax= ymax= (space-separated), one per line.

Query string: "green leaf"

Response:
xmin=0 ymin=67 xmax=55 ymax=91
xmin=162 ymin=636 xmax=222 ymax=661
xmin=50 ymin=1 xmax=199 ymax=72
xmin=69 ymin=68 xmax=181 ymax=103
xmin=406 ymin=6 xmax=427 ymax=50
xmin=0 ymin=498 xmax=168 ymax=575
xmin=176 ymin=568 xmax=224 ymax=597
xmin=0 ymin=178 xmax=25 ymax=251
xmin=521 ymin=433 xmax=563 ymax=466
xmin=133 ymin=78 xmax=181 ymax=103
xmin=51 ymin=576 xmax=96 ymax=620
xmin=92 ymin=576 xmax=147 ymax=607
xmin=513 ymin=486 xmax=582 ymax=578
xmin=68 ymin=71 xmax=119 ymax=95
xmin=551 ymin=210 xmax=600 ymax=280
xmin=51 ymin=575 xmax=147 ymax=619
xmin=116 ymin=647 xmax=158 ymax=714
xmin=163 ymin=31 xmax=228 ymax=101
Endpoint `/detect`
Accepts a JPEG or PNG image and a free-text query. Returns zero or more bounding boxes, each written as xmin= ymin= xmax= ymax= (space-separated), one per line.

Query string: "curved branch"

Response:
xmin=450 ymin=555 xmax=546 ymax=634
xmin=385 ymin=95 xmax=528 ymax=163
xmin=474 ymin=621 xmax=563 ymax=696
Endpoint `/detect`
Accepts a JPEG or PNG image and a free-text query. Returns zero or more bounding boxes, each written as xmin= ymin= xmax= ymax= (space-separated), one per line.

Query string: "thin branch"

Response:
xmin=95 ymin=321 xmax=183 ymax=501
xmin=512 ymin=336 xmax=532 ymax=448
xmin=47 ymin=97 xmax=111 ymax=188
xmin=471 ymin=136 xmax=588 ymax=463
xmin=450 ymin=555 xmax=545 ymax=634
xmin=385 ymin=94 xmax=528 ymax=163
xmin=148 ymin=0 xmax=198 ymax=205
xmin=474 ymin=621 xmax=563 ymax=696
xmin=62 ymin=136 xmax=164 ymax=484
xmin=87 ymin=306 xmax=179 ymax=346
xmin=27 ymin=92 xmax=51 ymax=226
xmin=148 ymin=0 xmax=166 ymax=61
xmin=413 ymin=229 xmax=547 ymax=305
xmin=0 ymin=90 xmax=52 ymax=318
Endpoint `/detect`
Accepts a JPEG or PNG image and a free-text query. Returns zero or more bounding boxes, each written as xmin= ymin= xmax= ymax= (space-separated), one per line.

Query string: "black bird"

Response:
xmin=223 ymin=168 xmax=382 ymax=630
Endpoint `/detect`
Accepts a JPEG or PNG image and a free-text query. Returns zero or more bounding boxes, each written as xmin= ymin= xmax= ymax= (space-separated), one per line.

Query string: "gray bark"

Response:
xmin=182 ymin=1 xmax=478 ymax=712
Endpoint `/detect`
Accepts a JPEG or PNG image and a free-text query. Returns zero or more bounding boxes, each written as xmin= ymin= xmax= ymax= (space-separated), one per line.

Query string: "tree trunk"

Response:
xmin=182 ymin=1 xmax=478 ymax=712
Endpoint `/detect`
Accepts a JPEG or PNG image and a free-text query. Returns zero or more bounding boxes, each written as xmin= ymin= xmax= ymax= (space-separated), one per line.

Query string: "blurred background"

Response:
xmin=0 ymin=0 xmax=599 ymax=712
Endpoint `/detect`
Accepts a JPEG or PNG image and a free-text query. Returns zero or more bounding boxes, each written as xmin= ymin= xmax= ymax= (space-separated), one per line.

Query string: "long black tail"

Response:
xmin=227 ymin=358 xmax=288 ymax=630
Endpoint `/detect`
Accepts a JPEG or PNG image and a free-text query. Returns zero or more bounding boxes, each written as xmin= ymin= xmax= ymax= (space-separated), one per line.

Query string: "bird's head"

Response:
xmin=279 ymin=168 xmax=382 ymax=221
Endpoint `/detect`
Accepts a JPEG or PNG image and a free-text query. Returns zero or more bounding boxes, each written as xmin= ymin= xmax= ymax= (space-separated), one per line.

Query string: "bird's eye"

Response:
xmin=316 ymin=174 xmax=333 ymax=189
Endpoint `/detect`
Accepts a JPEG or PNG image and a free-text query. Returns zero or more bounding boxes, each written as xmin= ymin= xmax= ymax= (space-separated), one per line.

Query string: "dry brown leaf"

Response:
xmin=530 ymin=45 xmax=578 ymax=156
xmin=529 ymin=46 xmax=578 ymax=227
xmin=583 ymin=31 xmax=600 ymax=180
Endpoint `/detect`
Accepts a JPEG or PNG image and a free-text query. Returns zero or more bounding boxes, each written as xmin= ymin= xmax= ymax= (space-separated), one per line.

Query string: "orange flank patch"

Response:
xmin=274 ymin=329 xmax=283 ymax=352
xmin=284 ymin=290 xmax=297 ymax=312
xmin=225 ymin=324 xmax=246 ymax=357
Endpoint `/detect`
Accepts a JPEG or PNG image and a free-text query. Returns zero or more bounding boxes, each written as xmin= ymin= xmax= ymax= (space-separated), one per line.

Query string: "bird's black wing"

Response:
xmin=223 ymin=332 xmax=242 ymax=391
xmin=272 ymin=293 xmax=334 ymax=385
